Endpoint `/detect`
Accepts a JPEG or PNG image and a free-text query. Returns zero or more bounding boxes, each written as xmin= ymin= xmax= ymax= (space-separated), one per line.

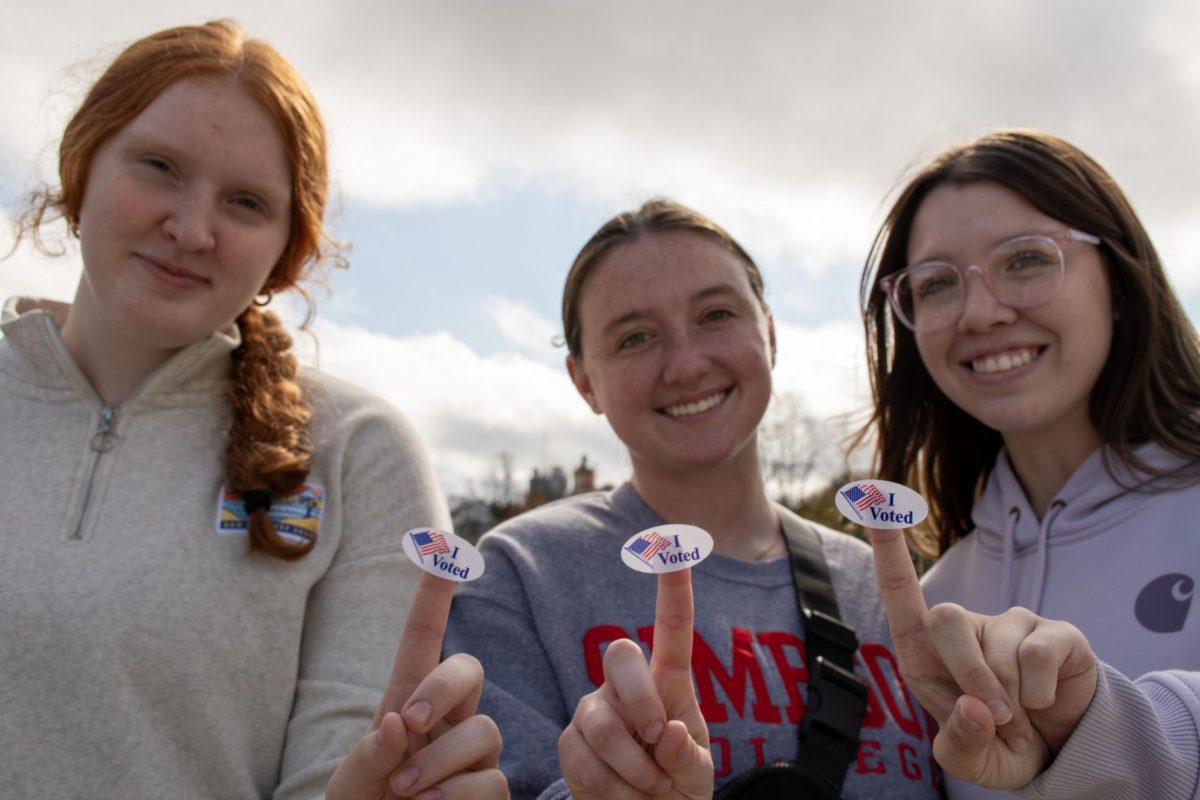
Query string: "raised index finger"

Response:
xmin=649 ymin=567 xmax=695 ymax=680
xmin=372 ymin=571 xmax=456 ymax=727
xmin=868 ymin=527 xmax=930 ymax=651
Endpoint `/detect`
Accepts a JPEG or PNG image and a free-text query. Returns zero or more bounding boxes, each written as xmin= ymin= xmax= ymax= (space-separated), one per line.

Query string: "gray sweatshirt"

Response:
xmin=924 ymin=444 xmax=1200 ymax=799
xmin=0 ymin=298 xmax=450 ymax=798
xmin=444 ymin=483 xmax=942 ymax=799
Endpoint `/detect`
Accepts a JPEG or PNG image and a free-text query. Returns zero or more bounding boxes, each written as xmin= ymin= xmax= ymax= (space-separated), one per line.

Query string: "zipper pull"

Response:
xmin=91 ymin=406 xmax=117 ymax=452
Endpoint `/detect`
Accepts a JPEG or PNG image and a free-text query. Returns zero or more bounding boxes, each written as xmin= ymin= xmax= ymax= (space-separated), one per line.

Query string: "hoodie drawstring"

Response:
xmin=1001 ymin=507 xmax=1019 ymax=610
xmin=1030 ymin=500 xmax=1066 ymax=615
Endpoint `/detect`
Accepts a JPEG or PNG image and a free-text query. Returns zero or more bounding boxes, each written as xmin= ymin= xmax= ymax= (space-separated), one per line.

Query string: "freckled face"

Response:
xmin=567 ymin=231 xmax=776 ymax=482
xmin=909 ymin=181 xmax=1112 ymax=449
xmin=69 ymin=76 xmax=293 ymax=355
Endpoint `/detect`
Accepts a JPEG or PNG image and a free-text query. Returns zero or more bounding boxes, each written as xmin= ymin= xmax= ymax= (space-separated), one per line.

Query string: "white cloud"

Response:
xmin=482 ymin=295 xmax=561 ymax=363
xmin=1156 ymin=206 xmax=1200 ymax=297
xmin=10 ymin=0 xmax=1196 ymax=263
xmin=292 ymin=316 xmax=628 ymax=497
xmin=771 ymin=316 xmax=870 ymax=425
xmin=0 ymin=215 xmax=82 ymax=306
xmin=6 ymin=0 xmax=1200 ymax=505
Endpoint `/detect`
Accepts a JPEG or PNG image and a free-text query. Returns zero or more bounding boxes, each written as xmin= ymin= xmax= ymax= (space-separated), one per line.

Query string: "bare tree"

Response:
xmin=483 ymin=450 xmax=521 ymax=517
xmin=758 ymin=393 xmax=845 ymax=508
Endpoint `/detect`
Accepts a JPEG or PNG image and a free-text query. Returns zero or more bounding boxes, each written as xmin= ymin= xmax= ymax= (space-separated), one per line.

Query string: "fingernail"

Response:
xmin=987 ymin=699 xmax=1013 ymax=725
xmin=404 ymin=700 xmax=432 ymax=727
xmin=654 ymin=776 xmax=673 ymax=795
xmin=414 ymin=789 xmax=443 ymax=800
xmin=391 ymin=766 xmax=419 ymax=794
xmin=642 ymin=720 xmax=664 ymax=744
xmin=1006 ymin=735 xmax=1028 ymax=753
xmin=375 ymin=727 xmax=386 ymax=749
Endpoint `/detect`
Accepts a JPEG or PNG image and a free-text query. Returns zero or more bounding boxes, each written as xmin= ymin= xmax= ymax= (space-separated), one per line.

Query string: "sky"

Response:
xmin=3 ymin=0 xmax=1199 ymax=500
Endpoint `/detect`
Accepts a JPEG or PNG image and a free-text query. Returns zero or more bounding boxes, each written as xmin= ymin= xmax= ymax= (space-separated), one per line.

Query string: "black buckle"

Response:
xmin=798 ymin=655 xmax=869 ymax=789
xmin=803 ymin=608 xmax=859 ymax=668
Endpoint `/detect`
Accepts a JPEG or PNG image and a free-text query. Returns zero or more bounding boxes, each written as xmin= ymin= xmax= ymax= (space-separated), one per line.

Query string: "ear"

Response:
xmin=567 ymin=354 xmax=602 ymax=415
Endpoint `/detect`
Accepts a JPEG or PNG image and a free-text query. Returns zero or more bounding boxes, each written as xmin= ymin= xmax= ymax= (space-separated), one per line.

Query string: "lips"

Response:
xmin=661 ymin=389 xmax=731 ymax=418
xmin=139 ymin=254 xmax=210 ymax=286
xmin=966 ymin=346 xmax=1041 ymax=374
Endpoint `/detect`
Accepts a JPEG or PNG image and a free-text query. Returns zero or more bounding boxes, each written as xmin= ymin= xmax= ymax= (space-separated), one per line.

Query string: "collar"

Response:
xmin=1 ymin=296 xmax=240 ymax=409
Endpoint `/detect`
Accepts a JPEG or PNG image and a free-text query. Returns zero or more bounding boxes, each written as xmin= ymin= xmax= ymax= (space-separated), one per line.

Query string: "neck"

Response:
xmin=60 ymin=301 xmax=177 ymax=407
xmin=1003 ymin=424 xmax=1102 ymax=518
xmin=630 ymin=453 xmax=780 ymax=561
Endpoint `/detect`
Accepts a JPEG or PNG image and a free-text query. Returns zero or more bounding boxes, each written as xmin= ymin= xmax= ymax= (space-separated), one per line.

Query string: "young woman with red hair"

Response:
xmin=1 ymin=20 xmax=504 ymax=799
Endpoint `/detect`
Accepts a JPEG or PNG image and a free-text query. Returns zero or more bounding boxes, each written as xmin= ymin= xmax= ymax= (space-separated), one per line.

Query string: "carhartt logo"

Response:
xmin=1134 ymin=573 xmax=1194 ymax=633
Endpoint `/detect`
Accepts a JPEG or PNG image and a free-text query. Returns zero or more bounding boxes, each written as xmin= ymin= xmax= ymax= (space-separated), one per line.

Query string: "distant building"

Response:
xmin=526 ymin=466 xmax=568 ymax=509
xmin=573 ymin=456 xmax=595 ymax=494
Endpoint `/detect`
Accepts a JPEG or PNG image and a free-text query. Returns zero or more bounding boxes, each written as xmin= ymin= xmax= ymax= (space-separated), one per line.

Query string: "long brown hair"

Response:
xmin=858 ymin=129 xmax=1200 ymax=556
xmin=562 ymin=198 xmax=767 ymax=360
xmin=18 ymin=20 xmax=344 ymax=559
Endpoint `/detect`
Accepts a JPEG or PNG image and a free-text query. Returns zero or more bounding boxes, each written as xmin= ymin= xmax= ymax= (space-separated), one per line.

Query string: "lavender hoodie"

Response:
xmin=923 ymin=443 xmax=1200 ymax=799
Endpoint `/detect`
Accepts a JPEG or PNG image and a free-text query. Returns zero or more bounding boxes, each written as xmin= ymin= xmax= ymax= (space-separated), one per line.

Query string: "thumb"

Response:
xmin=931 ymin=694 xmax=996 ymax=784
xmin=325 ymin=711 xmax=408 ymax=800
xmin=932 ymin=694 xmax=1048 ymax=789
xmin=653 ymin=719 xmax=713 ymax=799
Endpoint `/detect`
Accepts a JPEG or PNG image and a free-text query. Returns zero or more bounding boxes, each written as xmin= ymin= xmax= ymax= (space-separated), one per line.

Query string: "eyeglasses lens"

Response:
xmin=894 ymin=236 xmax=1065 ymax=331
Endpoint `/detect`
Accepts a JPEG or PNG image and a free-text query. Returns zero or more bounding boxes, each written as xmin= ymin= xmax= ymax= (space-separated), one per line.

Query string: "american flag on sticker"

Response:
xmin=411 ymin=530 xmax=451 ymax=557
xmin=841 ymin=483 xmax=888 ymax=520
xmin=627 ymin=531 xmax=673 ymax=562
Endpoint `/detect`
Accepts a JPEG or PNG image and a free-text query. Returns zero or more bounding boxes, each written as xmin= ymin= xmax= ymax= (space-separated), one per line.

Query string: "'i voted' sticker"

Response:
xmin=834 ymin=479 xmax=928 ymax=529
xmin=402 ymin=528 xmax=485 ymax=582
xmin=621 ymin=524 xmax=713 ymax=574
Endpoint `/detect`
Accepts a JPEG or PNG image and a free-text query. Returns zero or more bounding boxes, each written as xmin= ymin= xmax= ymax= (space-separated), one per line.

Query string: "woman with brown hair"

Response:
xmin=1 ymin=21 xmax=504 ymax=799
xmin=860 ymin=130 xmax=1200 ymax=798
xmin=445 ymin=198 xmax=941 ymax=799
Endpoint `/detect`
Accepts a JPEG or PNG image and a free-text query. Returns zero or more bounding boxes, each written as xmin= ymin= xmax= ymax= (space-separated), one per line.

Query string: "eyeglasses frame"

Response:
xmin=879 ymin=229 xmax=1102 ymax=333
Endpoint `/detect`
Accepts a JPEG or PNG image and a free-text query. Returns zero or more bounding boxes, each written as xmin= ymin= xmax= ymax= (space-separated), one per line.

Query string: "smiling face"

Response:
xmin=909 ymin=181 xmax=1112 ymax=452
xmin=66 ymin=76 xmax=293 ymax=362
xmin=567 ymin=230 xmax=776 ymax=483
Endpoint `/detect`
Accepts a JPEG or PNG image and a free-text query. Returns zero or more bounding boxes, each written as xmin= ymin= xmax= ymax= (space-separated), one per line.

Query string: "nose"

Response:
xmin=661 ymin=330 xmax=711 ymax=385
xmin=161 ymin=191 xmax=216 ymax=252
xmin=956 ymin=265 xmax=1017 ymax=333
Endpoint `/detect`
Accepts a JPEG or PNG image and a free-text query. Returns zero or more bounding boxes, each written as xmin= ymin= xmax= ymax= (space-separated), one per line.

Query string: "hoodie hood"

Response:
xmin=971 ymin=441 xmax=1198 ymax=612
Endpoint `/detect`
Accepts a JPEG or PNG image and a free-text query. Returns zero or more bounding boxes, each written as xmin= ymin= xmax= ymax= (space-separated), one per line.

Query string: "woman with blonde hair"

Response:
xmin=1 ymin=21 xmax=504 ymax=799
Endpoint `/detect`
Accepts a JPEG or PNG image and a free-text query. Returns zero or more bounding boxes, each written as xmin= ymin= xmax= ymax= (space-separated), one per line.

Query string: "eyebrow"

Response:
xmin=910 ymin=229 xmax=1064 ymax=265
xmin=119 ymin=129 xmax=292 ymax=205
xmin=599 ymin=282 xmax=743 ymax=336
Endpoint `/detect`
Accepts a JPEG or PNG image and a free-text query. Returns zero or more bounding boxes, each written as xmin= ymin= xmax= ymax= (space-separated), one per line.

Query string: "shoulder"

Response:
xmin=496 ymin=489 xmax=624 ymax=532
xmin=299 ymin=367 xmax=449 ymax=533
xmin=301 ymin=367 xmax=406 ymax=424
xmin=478 ymin=486 xmax=647 ymax=566
xmin=486 ymin=490 xmax=626 ymax=547
xmin=300 ymin=368 xmax=429 ymax=458
xmin=777 ymin=505 xmax=890 ymax=637
xmin=778 ymin=504 xmax=874 ymax=570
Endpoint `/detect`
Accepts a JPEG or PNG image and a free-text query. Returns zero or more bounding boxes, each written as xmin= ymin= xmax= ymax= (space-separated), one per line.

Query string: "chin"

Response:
xmin=122 ymin=315 xmax=221 ymax=352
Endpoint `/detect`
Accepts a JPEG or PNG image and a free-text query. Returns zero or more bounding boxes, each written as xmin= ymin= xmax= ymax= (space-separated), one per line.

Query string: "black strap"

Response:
xmin=779 ymin=511 xmax=869 ymax=795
